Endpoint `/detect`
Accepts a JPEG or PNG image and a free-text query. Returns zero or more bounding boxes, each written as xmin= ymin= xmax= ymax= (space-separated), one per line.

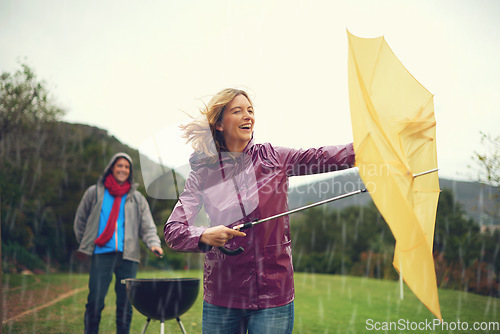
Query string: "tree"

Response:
xmin=469 ymin=132 xmax=500 ymax=229
xmin=1 ymin=63 xmax=68 ymax=271
xmin=0 ymin=63 xmax=65 ymax=139
xmin=470 ymin=132 xmax=500 ymax=187
xmin=433 ymin=189 xmax=498 ymax=295
xmin=433 ymin=189 xmax=480 ymax=267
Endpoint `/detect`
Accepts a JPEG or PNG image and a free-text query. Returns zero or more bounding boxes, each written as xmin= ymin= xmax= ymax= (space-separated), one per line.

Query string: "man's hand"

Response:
xmin=200 ymin=225 xmax=247 ymax=247
xmin=150 ymin=246 xmax=164 ymax=257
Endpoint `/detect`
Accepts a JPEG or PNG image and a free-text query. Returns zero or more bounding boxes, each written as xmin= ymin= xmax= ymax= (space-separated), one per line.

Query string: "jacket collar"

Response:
xmin=189 ymin=137 xmax=255 ymax=167
xmin=218 ymin=138 xmax=254 ymax=163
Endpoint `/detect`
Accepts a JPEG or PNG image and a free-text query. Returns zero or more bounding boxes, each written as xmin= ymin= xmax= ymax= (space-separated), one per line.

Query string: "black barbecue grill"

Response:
xmin=122 ymin=278 xmax=200 ymax=334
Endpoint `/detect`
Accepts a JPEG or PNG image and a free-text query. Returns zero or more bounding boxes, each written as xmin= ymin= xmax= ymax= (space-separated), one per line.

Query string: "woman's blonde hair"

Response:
xmin=180 ymin=88 xmax=253 ymax=158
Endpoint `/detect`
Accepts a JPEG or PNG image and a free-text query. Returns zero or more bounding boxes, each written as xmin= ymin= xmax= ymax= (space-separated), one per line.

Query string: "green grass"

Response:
xmin=293 ymin=273 xmax=498 ymax=333
xmin=2 ymin=271 xmax=498 ymax=333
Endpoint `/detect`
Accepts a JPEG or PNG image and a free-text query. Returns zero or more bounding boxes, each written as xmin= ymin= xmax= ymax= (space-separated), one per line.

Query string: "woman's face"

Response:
xmin=111 ymin=157 xmax=130 ymax=184
xmin=216 ymin=94 xmax=255 ymax=152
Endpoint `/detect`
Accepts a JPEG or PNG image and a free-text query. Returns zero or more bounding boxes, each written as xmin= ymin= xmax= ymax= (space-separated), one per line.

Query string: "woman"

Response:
xmin=164 ymin=88 xmax=355 ymax=333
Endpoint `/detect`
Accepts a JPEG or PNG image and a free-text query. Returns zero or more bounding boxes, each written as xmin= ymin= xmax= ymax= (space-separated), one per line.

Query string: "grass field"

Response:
xmin=2 ymin=270 xmax=498 ymax=333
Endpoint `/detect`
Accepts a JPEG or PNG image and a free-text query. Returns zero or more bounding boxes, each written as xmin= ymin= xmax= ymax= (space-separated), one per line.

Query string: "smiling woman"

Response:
xmin=179 ymin=89 xmax=256 ymax=158
xmin=215 ymin=94 xmax=255 ymax=153
xmin=164 ymin=88 xmax=356 ymax=333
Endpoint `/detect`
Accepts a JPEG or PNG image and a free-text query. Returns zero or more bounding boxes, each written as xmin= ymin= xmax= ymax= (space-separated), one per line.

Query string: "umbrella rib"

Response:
xmin=413 ymin=168 xmax=438 ymax=178
xmin=367 ymin=36 xmax=385 ymax=94
xmin=350 ymin=37 xmax=409 ymax=172
xmin=397 ymin=239 xmax=426 ymax=253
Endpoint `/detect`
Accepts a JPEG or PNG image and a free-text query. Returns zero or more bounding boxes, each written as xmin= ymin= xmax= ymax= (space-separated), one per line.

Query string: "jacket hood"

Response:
xmin=103 ymin=152 xmax=134 ymax=183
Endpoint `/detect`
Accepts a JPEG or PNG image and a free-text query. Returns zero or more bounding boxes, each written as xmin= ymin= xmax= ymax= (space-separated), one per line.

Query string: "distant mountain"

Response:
xmin=288 ymin=171 xmax=499 ymax=227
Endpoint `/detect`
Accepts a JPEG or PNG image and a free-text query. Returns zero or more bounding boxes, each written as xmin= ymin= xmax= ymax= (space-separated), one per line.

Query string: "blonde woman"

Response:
xmin=164 ymin=88 xmax=355 ymax=333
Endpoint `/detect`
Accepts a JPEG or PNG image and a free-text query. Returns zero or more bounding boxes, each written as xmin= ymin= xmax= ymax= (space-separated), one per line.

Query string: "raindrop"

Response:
xmin=318 ymin=297 xmax=324 ymax=323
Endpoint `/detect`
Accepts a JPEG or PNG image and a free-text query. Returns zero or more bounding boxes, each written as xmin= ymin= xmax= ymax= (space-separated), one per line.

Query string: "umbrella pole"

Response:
xmin=413 ymin=168 xmax=438 ymax=178
xmin=235 ymin=188 xmax=368 ymax=230
xmin=399 ymin=259 xmax=404 ymax=300
xmin=172 ymin=168 xmax=180 ymax=199
xmin=219 ymin=188 xmax=368 ymax=255
xmin=153 ymin=136 xmax=180 ymax=198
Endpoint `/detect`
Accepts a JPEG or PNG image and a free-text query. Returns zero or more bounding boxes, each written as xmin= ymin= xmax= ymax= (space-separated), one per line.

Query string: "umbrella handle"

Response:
xmin=218 ymin=245 xmax=245 ymax=256
xmin=218 ymin=221 xmax=255 ymax=256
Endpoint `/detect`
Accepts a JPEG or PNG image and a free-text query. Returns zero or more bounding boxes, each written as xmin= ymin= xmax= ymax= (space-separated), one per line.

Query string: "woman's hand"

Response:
xmin=200 ymin=225 xmax=247 ymax=247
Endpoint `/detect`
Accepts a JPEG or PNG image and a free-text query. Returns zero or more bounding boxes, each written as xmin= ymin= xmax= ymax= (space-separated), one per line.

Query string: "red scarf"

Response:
xmin=94 ymin=174 xmax=131 ymax=247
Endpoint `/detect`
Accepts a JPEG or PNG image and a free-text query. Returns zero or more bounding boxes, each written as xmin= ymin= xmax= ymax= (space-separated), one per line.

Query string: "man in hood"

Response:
xmin=74 ymin=152 xmax=163 ymax=333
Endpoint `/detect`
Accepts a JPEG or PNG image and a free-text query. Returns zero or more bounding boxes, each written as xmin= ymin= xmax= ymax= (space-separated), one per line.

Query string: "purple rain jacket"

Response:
xmin=164 ymin=139 xmax=355 ymax=309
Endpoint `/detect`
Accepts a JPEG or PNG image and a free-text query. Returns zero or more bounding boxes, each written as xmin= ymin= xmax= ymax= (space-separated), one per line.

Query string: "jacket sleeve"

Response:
xmin=137 ymin=193 xmax=162 ymax=249
xmin=74 ymin=185 xmax=96 ymax=244
xmin=275 ymin=142 xmax=355 ymax=177
xmin=164 ymin=170 xmax=208 ymax=253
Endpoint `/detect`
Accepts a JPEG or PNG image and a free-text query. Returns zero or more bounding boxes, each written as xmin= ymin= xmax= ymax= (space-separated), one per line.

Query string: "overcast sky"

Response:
xmin=1 ymin=0 xmax=499 ymax=185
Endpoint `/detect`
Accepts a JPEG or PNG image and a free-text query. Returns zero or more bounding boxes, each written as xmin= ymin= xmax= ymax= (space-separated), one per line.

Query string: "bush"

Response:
xmin=2 ymin=241 xmax=46 ymax=273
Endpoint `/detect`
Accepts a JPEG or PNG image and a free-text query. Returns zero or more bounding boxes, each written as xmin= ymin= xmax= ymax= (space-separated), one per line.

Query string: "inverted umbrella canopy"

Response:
xmin=347 ymin=31 xmax=441 ymax=320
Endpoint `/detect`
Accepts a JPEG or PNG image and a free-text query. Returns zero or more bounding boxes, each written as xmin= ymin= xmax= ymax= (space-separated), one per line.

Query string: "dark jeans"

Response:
xmin=202 ymin=301 xmax=294 ymax=334
xmin=84 ymin=252 xmax=138 ymax=334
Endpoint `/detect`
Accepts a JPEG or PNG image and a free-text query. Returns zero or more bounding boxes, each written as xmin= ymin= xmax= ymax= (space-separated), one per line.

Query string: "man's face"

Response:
xmin=111 ymin=157 xmax=130 ymax=184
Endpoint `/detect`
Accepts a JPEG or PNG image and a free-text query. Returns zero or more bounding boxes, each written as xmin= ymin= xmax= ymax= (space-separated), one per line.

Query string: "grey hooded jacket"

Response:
xmin=74 ymin=152 xmax=161 ymax=262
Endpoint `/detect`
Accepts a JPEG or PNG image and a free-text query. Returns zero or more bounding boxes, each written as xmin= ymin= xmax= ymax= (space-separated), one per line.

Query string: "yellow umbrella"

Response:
xmin=348 ymin=31 xmax=442 ymax=320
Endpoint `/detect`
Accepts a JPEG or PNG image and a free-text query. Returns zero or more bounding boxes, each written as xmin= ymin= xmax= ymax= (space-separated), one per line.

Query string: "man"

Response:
xmin=74 ymin=152 xmax=163 ymax=333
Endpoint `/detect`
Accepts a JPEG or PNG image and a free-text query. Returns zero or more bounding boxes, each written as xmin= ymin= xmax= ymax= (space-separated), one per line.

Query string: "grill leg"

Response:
xmin=176 ymin=317 xmax=187 ymax=334
xmin=161 ymin=321 xmax=165 ymax=334
xmin=141 ymin=317 xmax=151 ymax=334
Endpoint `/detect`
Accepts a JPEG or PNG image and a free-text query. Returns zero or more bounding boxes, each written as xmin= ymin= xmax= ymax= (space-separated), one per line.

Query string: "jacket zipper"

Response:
xmin=115 ymin=221 xmax=118 ymax=251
